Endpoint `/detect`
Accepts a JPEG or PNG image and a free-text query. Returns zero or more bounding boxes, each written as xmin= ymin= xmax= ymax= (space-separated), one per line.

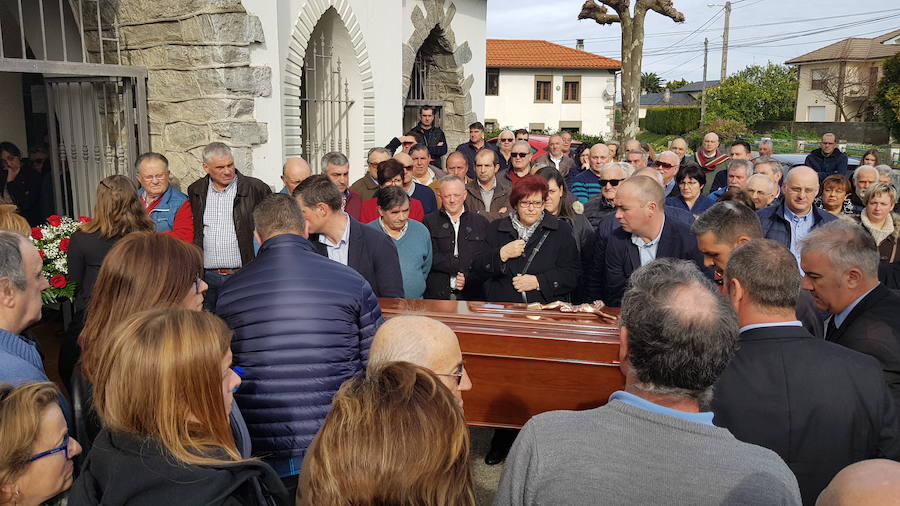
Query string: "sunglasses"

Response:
xmin=500 ymin=138 xmax=514 ymax=142
xmin=655 ymin=162 xmax=674 ymax=169
xmin=600 ymin=178 xmax=623 ymax=187
xmin=402 ymin=141 xmax=415 ymax=146
xmin=403 ymin=165 xmax=414 ymax=170
xmin=29 ymin=434 xmax=70 ymax=462
xmin=510 ymin=152 xmax=529 ymax=158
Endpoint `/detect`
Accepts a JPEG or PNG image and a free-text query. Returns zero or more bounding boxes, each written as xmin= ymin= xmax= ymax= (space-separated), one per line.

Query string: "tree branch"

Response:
xmin=637 ymin=0 xmax=685 ymax=22
xmin=578 ymin=0 xmax=622 ymax=25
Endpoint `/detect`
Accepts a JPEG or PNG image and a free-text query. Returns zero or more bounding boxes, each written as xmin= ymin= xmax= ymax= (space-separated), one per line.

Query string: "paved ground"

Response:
xmin=471 ymin=427 xmax=505 ymax=505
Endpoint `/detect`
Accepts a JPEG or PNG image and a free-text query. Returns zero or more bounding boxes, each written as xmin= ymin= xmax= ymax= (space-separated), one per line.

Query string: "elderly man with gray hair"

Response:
xmin=496 ymin=258 xmax=802 ymax=505
xmin=188 ymin=141 xmax=272 ymax=310
xmin=800 ymin=220 xmax=900 ymax=410
xmin=654 ymin=150 xmax=680 ymax=197
xmin=753 ymin=156 xmax=784 ymax=202
xmin=711 ymin=159 xmax=753 ymax=199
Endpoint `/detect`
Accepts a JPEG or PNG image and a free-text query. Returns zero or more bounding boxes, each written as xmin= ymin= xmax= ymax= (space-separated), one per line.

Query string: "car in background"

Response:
xmin=486 ymin=134 xmax=585 ymax=163
xmin=769 ymin=153 xmax=860 ymax=173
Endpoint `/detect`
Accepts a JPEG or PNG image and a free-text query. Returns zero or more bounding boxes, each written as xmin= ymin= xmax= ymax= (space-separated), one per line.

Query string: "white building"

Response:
xmin=484 ymin=39 xmax=620 ymax=137
xmin=0 ymin=0 xmax=487 ymax=214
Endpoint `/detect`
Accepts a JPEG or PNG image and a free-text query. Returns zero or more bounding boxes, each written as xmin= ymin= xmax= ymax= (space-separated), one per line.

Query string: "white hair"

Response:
xmin=853 ymin=165 xmax=879 ymax=184
xmin=747 ymin=173 xmax=775 ymax=194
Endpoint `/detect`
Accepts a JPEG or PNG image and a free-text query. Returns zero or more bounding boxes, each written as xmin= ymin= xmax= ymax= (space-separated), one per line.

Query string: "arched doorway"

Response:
xmin=283 ymin=1 xmax=372 ymax=174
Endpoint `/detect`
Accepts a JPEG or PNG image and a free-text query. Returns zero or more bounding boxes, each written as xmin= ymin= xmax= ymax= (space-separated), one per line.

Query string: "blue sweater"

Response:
xmin=1 ymin=328 xmax=71 ymax=424
xmin=369 ymin=219 xmax=432 ymax=298
xmin=571 ymin=170 xmax=603 ymax=203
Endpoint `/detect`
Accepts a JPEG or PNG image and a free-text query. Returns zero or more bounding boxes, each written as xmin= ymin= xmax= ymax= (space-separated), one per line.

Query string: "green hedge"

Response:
xmin=643 ymin=106 xmax=701 ymax=135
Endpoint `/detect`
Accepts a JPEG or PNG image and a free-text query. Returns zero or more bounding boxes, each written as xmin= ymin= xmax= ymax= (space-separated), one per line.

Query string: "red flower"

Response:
xmin=47 ymin=215 xmax=62 ymax=227
xmin=59 ymin=238 xmax=70 ymax=252
xmin=49 ymin=275 xmax=67 ymax=289
xmin=31 ymin=227 xmax=42 ymax=240
xmin=38 ymin=250 xmax=45 ymax=259
xmin=78 ymin=216 xmax=91 ymax=223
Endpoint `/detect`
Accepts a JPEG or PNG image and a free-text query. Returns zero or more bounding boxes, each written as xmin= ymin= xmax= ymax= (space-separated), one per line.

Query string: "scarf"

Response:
xmin=861 ymin=211 xmax=895 ymax=246
xmin=695 ymin=150 xmax=729 ymax=172
xmin=510 ymin=210 xmax=544 ymax=243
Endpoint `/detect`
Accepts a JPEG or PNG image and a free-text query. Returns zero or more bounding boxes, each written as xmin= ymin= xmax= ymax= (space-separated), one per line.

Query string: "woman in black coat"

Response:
xmin=471 ymin=175 xmax=580 ymax=304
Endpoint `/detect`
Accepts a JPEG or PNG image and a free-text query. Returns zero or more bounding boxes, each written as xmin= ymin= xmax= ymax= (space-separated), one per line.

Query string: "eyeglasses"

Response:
xmin=678 ymin=179 xmax=700 ymax=186
xmin=194 ymin=275 xmax=203 ymax=294
xmin=403 ymin=165 xmax=414 ymax=170
xmin=655 ymin=162 xmax=674 ymax=169
xmin=29 ymin=434 xmax=70 ymax=462
xmin=517 ymin=200 xmax=545 ymax=209
xmin=436 ymin=364 xmax=465 ymax=385
xmin=821 ymin=142 xmax=835 ymax=145
xmin=600 ymin=179 xmax=623 ymax=187
xmin=510 ymin=152 xmax=529 ymax=158
xmin=499 ymin=138 xmax=514 ymax=142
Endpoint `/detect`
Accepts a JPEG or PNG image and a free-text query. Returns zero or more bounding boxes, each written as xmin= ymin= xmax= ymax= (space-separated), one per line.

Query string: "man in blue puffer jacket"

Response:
xmin=215 ymin=193 xmax=382 ymax=494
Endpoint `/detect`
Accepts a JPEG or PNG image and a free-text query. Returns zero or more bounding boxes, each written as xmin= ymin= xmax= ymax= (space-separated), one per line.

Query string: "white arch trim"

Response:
xmin=283 ymin=0 xmax=374 ymax=159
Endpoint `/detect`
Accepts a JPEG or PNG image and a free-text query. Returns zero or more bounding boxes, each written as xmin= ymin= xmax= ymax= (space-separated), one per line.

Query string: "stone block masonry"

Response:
xmin=100 ymin=0 xmax=271 ymax=186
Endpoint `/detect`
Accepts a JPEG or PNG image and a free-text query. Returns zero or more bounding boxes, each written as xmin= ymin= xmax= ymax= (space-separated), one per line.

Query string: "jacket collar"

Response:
xmin=257 ymin=233 xmax=316 ymax=254
xmin=496 ymin=212 xmax=561 ymax=233
xmin=740 ymin=324 xmax=812 ymax=341
xmin=831 ymin=283 xmax=889 ymax=341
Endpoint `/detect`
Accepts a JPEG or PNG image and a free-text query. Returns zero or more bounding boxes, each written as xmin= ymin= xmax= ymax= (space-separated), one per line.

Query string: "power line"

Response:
xmin=643 ymin=7 xmax=724 ymax=65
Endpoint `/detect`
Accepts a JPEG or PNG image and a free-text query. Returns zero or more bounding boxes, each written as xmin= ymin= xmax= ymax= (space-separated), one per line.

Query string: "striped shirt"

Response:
xmin=202 ymin=176 xmax=242 ymax=269
xmin=571 ymin=170 xmax=604 ymax=203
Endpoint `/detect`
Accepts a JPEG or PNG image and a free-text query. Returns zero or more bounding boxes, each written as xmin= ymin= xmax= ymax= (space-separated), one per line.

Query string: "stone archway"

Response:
xmin=283 ymin=0 xmax=374 ymax=169
xmin=403 ymin=0 xmax=476 ymax=152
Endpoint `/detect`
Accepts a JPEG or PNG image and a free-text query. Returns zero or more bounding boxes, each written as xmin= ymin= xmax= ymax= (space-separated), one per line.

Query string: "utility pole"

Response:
xmin=720 ymin=1 xmax=731 ymax=81
xmin=702 ymin=38 xmax=709 ymax=122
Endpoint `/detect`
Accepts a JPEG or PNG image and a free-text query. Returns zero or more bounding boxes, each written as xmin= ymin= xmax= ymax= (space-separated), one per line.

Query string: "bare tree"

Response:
xmin=579 ymin=0 xmax=685 ymax=142
xmin=815 ymin=63 xmax=879 ymax=122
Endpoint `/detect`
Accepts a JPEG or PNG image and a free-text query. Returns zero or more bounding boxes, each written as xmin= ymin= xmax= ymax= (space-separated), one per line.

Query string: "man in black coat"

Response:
xmin=714 ymin=239 xmax=900 ymax=506
xmin=800 ymin=220 xmax=900 ymax=409
xmin=692 ymin=201 xmax=824 ymax=338
xmin=424 ymin=175 xmax=488 ymax=300
xmin=602 ymin=176 xmax=704 ymax=306
xmin=295 ymin=175 xmax=404 ymax=298
xmin=406 ymin=106 xmax=448 ymax=168
xmin=188 ymin=142 xmax=272 ymax=310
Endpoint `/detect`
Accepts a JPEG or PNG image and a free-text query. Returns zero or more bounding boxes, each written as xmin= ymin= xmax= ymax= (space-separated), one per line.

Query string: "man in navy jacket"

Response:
xmin=295 ymin=175 xmax=404 ymax=298
xmin=601 ymin=176 xmax=704 ymax=306
xmin=804 ymin=133 xmax=849 ymax=180
xmin=216 ymin=193 xmax=382 ymax=493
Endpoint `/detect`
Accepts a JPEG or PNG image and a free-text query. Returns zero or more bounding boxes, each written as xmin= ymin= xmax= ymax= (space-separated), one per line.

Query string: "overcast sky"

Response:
xmin=486 ymin=0 xmax=900 ymax=83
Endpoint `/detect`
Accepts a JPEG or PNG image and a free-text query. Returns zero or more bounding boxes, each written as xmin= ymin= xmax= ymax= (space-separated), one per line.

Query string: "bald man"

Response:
xmin=602 ymin=176 xmax=704 ymax=305
xmin=816 ymin=459 xmax=900 ymax=506
xmin=368 ymin=315 xmax=472 ymax=410
xmin=280 ymin=157 xmax=311 ymax=195
xmin=695 ymin=132 xmax=730 ymax=194
xmin=757 ymin=165 xmax=837 ymax=263
xmin=571 ymin=144 xmax=612 ymax=203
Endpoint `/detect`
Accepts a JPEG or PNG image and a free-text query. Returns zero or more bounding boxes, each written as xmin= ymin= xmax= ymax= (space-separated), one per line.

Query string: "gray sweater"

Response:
xmin=494 ymin=399 xmax=801 ymax=506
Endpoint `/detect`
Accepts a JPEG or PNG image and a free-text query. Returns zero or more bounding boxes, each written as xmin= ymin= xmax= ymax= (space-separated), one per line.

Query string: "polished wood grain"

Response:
xmin=378 ymin=298 xmax=625 ymax=428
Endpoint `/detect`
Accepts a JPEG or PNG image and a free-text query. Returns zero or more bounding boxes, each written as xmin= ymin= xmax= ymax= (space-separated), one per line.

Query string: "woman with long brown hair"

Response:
xmin=60 ymin=175 xmax=155 ymax=384
xmin=69 ymin=309 xmax=288 ymax=504
xmin=299 ymin=361 xmax=474 ymax=506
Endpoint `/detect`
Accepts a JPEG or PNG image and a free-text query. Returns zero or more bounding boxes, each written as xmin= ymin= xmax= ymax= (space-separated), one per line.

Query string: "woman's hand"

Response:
xmin=512 ymin=274 xmax=540 ymax=293
xmin=500 ymin=239 xmax=526 ymax=262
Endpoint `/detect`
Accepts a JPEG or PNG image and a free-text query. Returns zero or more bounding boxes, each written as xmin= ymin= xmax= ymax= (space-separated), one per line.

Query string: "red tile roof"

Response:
xmin=487 ymin=39 xmax=621 ymax=70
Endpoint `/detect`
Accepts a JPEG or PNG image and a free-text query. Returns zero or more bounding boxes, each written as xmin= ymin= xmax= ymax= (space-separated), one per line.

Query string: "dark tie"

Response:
xmin=826 ymin=316 xmax=838 ymax=341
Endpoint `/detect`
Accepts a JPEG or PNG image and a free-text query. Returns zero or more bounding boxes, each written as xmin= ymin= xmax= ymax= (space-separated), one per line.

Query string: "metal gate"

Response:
xmin=46 ymin=76 xmax=147 ymax=217
xmin=300 ymin=33 xmax=354 ymax=174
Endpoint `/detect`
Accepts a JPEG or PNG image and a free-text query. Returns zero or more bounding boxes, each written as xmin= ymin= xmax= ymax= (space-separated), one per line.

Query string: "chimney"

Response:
xmin=663 ymin=89 xmax=671 ymax=104
xmin=576 ymin=39 xmax=584 ymax=51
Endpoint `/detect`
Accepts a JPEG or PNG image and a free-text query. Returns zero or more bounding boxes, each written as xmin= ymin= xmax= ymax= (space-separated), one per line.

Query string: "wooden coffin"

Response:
xmin=378 ymin=298 xmax=624 ymax=429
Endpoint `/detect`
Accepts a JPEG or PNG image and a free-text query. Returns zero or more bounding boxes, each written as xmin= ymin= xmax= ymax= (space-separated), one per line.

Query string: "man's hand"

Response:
xmin=512 ymin=274 xmax=540 ymax=292
xmin=500 ymin=239 xmax=526 ymax=262
xmin=455 ymin=272 xmax=466 ymax=290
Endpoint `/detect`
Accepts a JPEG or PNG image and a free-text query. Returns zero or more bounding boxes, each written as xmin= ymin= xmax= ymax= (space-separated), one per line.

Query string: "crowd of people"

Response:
xmin=1 ymin=108 xmax=900 ymax=505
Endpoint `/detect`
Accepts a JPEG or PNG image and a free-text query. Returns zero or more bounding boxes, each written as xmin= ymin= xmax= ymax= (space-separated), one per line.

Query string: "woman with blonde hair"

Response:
xmin=299 ymin=361 xmax=475 ymax=506
xmin=0 ymin=382 xmax=82 ymax=505
xmin=849 ymin=182 xmax=900 ymax=264
xmin=69 ymin=309 xmax=288 ymax=504
xmin=0 ymin=204 xmax=29 ymax=236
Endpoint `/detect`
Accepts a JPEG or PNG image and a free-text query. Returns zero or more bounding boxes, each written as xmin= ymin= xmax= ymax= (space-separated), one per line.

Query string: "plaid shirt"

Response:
xmin=202 ymin=176 xmax=242 ymax=269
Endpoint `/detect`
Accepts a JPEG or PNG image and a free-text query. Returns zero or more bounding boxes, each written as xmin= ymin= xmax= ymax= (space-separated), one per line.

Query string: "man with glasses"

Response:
xmin=466 ymin=149 xmax=510 ymax=222
xmin=496 ymin=129 xmax=515 ymax=173
xmin=368 ymin=315 xmax=472 ymax=411
xmin=805 ymin=133 xmax=849 ymax=181
xmin=455 ymin=121 xmax=498 ymax=179
xmin=407 ymin=106 xmax=448 ymax=168
xmin=654 ymin=150 xmax=681 ymax=197
xmin=504 ymin=141 xmax=534 ymax=186
xmin=758 ymin=166 xmax=836 ymax=264
xmin=394 ymin=151 xmax=438 ymax=215
xmin=583 ymin=162 xmax=630 ymax=227
xmin=351 ymin=147 xmax=392 ymax=201
xmin=136 ymin=152 xmax=193 ymax=242
xmin=571 ymin=144 xmax=612 ymax=203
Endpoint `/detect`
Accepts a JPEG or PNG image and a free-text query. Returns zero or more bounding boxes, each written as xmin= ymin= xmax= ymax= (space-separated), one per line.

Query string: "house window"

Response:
xmin=486 ymin=68 xmax=499 ymax=96
xmin=563 ymin=76 xmax=581 ymax=103
xmin=811 ymin=69 xmax=826 ymax=91
xmin=559 ymin=121 xmax=582 ymax=133
xmin=807 ymin=106 xmax=826 ymax=122
xmin=534 ymin=75 xmax=552 ymax=103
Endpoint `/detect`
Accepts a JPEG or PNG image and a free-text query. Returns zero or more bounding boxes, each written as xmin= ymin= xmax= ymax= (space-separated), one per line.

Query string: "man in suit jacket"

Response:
xmin=602 ymin=176 xmax=704 ymax=306
xmin=533 ymin=135 xmax=576 ymax=181
xmin=715 ymin=239 xmax=900 ymax=505
xmin=800 ymin=220 xmax=900 ymax=409
xmin=294 ymin=175 xmax=404 ymax=298
xmin=692 ymin=201 xmax=824 ymax=339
